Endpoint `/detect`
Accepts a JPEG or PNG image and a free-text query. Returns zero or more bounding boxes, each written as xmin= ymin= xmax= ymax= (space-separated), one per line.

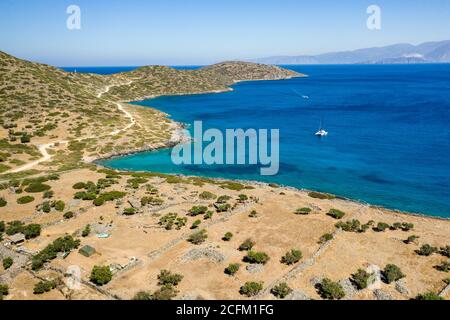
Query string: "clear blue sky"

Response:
xmin=1 ymin=0 xmax=449 ymax=66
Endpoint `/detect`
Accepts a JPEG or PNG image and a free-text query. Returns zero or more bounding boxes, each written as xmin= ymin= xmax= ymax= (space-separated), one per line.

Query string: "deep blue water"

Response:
xmin=95 ymin=64 xmax=450 ymax=218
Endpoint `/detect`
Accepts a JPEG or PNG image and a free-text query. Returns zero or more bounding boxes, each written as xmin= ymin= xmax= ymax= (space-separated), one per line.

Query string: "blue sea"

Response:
xmin=70 ymin=65 xmax=450 ymax=218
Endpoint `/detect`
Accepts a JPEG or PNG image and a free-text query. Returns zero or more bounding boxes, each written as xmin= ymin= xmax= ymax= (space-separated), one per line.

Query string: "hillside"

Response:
xmin=0 ymin=52 xmax=301 ymax=175
xmin=105 ymin=61 xmax=302 ymax=101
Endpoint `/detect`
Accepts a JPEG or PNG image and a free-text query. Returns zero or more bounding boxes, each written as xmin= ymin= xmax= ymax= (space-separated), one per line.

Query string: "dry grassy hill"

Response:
xmin=105 ymin=61 xmax=302 ymax=101
xmin=0 ymin=51 xmax=301 ymax=175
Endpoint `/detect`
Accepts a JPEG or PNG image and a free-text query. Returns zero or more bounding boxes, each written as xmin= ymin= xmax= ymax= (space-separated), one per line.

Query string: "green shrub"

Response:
xmin=20 ymin=135 xmax=31 ymax=143
xmin=327 ymin=209 xmax=345 ymax=219
xmin=401 ymin=222 xmax=414 ymax=231
xmin=123 ymin=207 xmax=137 ymax=216
xmin=42 ymin=190 xmax=55 ymax=199
xmin=199 ymin=191 xmax=217 ymax=200
xmin=204 ymin=211 xmax=214 ymax=220
xmin=17 ymin=195 xmax=34 ymax=204
xmin=5 ymin=221 xmax=24 ymax=235
xmin=6 ymin=221 xmax=40 ymax=239
xmin=318 ymin=278 xmax=345 ymax=300
xmin=225 ymin=263 xmax=240 ymax=276
xmin=295 ymin=207 xmax=311 ymax=215
xmin=2 ymin=257 xmax=13 ymax=270
xmin=165 ymin=176 xmax=185 ymax=184
xmin=238 ymin=194 xmax=248 ymax=202
xmin=159 ymin=213 xmax=184 ymax=230
xmin=220 ymin=181 xmax=245 ymax=191
xmin=74 ymin=191 xmax=97 ymax=201
xmin=93 ymin=197 xmax=105 ymax=206
xmin=281 ymin=249 xmax=302 ymax=265
xmin=188 ymin=229 xmax=207 ymax=245
xmin=0 ymin=198 xmax=6 ymax=207
xmin=240 ymin=282 xmax=263 ymax=297
xmin=390 ymin=222 xmax=402 ymax=230
xmin=47 ymin=174 xmax=60 ymax=181
xmin=53 ymin=200 xmax=65 ymax=212
xmin=351 ymin=269 xmax=371 ymax=289
xmin=308 ymin=192 xmax=335 ymax=200
xmin=162 ymin=214 xmax=178 ymax=231
xmin=9 ymin=180 xmax=20 ymax=188
xmin=0 ymin=284 xmax=9 ymax=300
xmin=269 ymin=183 xmax=279 ymax=188
xmin=360 ymin=224 xmax=371 ymax=233
xmin=216 ymin=195 xmax=231 ymax=204
xmin=335 ymin=220 xmax=362 ymax=232
xmin=416 ymin=292 xmax=444 ymax=300
xmin=271 ymin=282 xmax=292 ymax=299
xmin=32 ymin=236 xmax=80 ymax=270
xmin=41 ymin=201 xmax=51 ymax=213
xmin=404 ymin=235 xmax=420 ymax=244
xmin=416 ymin=244 xmax=438 ymax=256
xmin=374 ymin=222 xmax=390 ymax=232
xmin=248 ymin=210 xmax=258 ymax=218
xmin=157 ymin=270 xmax=183 ymax=286
xmin=127 ymin=177 xmax=148 ymax=189
xmin=24 ymin=183 xmax=51 ymax=193
xmin=244 ymin=251 xmax=270 ymax=265
xmin=383 ymin=264 xmax=405 ymax=283
xmin=216 ymin=203 xmax=231 ymax=213
xmin=22 ymin=224 xmax=41 ymax=239
xmin=141 ymin=196 xmax=163 ymax=206
xmin=82 ymin=224 xmax=91 ymax=237
xmin=94 ymin=191 xmax=126 ymax=206
xmin=319 ymin=233 xmax=333 ymax=244
xmin=90 ymin=266 xmax=112 ymax=286
xmin=239 ymin=238 xmax=255 ymax=251
xmin=436 ymin=261 xmax=450 ymax=272
xmin=72 ymin=182 xmax=86 ymax=190
xmin=146 ymin=185 xmax=159 ymax=195
xmin=175 ymin=217 xmax=187 ymax=230
xmin=188 ymin=206 xmax=208 ymax=216
xmin=150 ymin=285 xmax=178 ymax=300
xmin=133 ymin=291 xmax=152 ymax=300
xmin=33 ymin=280 xmax=57 ymax=294
xmin=0 ymin=221 xmax=4 ymax=232
xmin=439 ymin=246 xmax=449 ymax=258
xmin=63 ymin=211 xmax=75 ymax=219
xmin=190 ymin=219 xmax=201 ymax=229
xmin=222 ymin=232 xmax=233 ymax=241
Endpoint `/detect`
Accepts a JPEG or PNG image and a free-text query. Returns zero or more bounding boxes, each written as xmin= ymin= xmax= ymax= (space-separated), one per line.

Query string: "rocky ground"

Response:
xmin=0 ymin=168 xmax=449 ymax=300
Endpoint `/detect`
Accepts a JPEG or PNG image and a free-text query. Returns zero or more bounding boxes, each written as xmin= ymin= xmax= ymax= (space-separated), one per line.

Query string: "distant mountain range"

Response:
xmin=251 ymin=40 xmax=450 ymax=65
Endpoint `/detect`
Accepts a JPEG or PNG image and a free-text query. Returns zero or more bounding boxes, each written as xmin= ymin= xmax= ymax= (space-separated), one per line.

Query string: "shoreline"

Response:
xmin=95 ymin=157 xmax=450 ymax=222
xmin=87 ymin=75 xmax=449 ymax=222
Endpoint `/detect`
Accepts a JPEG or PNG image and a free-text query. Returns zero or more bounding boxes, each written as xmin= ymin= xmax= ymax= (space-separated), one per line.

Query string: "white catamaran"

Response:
xmin=315 ymin=120 xmax=328 ymax=137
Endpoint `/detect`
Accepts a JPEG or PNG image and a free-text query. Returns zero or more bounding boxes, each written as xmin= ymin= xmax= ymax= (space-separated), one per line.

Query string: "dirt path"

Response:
xmin=5 ymin=81 xmax=135 ymax=174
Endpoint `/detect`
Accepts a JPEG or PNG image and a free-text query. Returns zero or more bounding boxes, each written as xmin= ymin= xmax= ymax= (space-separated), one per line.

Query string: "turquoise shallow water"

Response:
xmin=97 ymin=65 xmax=450 ymax=218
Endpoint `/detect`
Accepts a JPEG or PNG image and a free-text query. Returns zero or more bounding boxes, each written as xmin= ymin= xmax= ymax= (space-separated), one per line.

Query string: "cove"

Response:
xmin=99 ymin=64 xmax=450 ymax=218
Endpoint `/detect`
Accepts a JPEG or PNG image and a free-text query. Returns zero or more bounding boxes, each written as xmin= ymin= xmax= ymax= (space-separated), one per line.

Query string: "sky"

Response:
xmin=0 ymin=0 xmax=449 ymax=66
